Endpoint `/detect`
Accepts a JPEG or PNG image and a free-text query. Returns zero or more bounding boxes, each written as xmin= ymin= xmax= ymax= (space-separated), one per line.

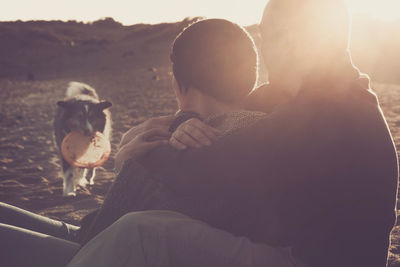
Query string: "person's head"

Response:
xmin=260 ymin=0 xmax=351 ymax=82
xmin=170 ymin=19 xmax=258 ymax=114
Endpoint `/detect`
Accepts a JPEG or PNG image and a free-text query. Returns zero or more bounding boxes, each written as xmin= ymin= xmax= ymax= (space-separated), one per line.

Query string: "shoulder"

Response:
xmin=205 ymin=110 xmax=268 ymax=136
xmin=348 ymin=73 xmax=378 ymax=104
xmin=245 ymin=83 xmax=291 ymax=113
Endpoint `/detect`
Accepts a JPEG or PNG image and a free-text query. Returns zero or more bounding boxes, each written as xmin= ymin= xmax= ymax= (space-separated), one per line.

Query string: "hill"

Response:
xmin=0 ymin=16 xmax=399 ymax=83
xmin=0 ymin=17 xmax=197 ymax=80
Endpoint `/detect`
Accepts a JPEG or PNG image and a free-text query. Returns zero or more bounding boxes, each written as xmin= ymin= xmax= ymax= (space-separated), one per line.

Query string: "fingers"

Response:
xmin=142 ymin=139 xmax=170 ymax=151
xmin=119 ymin=116 xmax=222 ymax=153
xmin=119 ymin=125 xmax=143 ymax=149
xmin=187 ymin=118 xmax=222 ymax=141
xmin=138 ymin=127 xmax=171 ymax=141
xmin=171 ymin=128 xmax=202 ymax=148
xmin=178 ymin=123 xmax=212 ymax=146
xmin=119 ymin=115 xmax=174 ymax=148
xmin=169 ymin=136 xmax=187 ymax=150
xmin=172 ymin=118 xmax=222 ymax=148
xmin=158 ymin=115 xmax=175 ymax=125
xmin=116 ymin=129 xmax=170 ymax=166
xmin=147 ymin=115 xmax=175 ymax=127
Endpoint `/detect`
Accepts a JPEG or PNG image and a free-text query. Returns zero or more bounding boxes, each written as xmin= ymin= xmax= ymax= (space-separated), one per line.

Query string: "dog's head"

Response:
xmin=57 ymin=100 xmax=112 ymax=136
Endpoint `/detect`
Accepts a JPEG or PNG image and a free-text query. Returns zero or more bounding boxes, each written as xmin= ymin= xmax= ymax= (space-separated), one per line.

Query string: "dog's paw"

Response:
xmin=78 ymin=178 xmax=88 ymax=187
xmin=63 ymin=190 xmax=77 ymax=197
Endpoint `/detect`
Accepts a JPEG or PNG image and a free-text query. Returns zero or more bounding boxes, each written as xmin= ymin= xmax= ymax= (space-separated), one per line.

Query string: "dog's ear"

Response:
xmin=97 ymin=101 xmax=112 ymax=110
xmin=57 ymin=101 xmax=70 ymax=108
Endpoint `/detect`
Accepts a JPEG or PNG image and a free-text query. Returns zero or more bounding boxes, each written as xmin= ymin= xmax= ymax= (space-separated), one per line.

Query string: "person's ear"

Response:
xmin=97 ymin=101 xmax=112 ymax=110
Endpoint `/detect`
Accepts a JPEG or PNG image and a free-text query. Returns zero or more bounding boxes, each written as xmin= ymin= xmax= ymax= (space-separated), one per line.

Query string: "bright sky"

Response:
xmin=1 ymin=0 xmax=399 ymax=26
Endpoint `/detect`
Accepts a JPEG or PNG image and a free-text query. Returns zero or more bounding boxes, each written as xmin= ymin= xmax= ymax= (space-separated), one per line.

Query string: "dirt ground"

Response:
xmin=1 ymin=73 xmax=400 ymax=265
xmin=0 ymin=67 xmax=177 ymax=220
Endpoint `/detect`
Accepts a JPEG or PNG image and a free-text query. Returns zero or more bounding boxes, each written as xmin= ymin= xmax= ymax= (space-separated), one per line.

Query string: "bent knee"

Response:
xmin=120 ymin=210 xmax=187 ymax=222
xmin=117 ymin=210 xmax=191 ymax=232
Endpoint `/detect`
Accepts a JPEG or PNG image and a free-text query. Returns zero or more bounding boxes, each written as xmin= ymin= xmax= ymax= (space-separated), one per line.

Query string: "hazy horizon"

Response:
xmin=2 ymin=0 xmax=400 ymax=26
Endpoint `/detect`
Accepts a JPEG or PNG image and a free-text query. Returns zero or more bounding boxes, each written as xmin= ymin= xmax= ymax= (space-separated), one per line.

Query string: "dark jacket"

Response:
xmin=142 ymin=73 xmax=398 ymax=267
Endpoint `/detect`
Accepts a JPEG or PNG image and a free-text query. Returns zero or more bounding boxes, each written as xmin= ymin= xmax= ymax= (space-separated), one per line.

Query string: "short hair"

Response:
xmin=170 ymin=19 xmax=258 ymax=104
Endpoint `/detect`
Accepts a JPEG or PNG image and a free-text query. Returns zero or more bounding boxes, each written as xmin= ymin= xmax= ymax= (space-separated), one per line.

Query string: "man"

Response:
xmin=71 ymin=1 xmax=398 ymax=267
xmin=145 ymin=0 xmax=399 ymax=266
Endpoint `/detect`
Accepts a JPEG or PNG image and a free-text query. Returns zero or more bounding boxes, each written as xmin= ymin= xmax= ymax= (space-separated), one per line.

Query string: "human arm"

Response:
xmin=118 ymin=112 xmax=221 ymax=153
xmin=114 ymin=114 xmax=177 ymax=174
xmin=137 ymin=112 xmax=291 ymax=244
xmin=118 ymin=115 xmax=174 ymax=149
xmin=169 ymin=118 xmax=222 ymax=150
xmin=141 ymin=111 xmax=287 ymax=197
xmin=114 ymin=128 xmax=171 ymax=173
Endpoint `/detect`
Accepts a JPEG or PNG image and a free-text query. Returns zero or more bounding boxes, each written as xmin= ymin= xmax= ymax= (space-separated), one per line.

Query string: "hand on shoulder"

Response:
xmin=114 ymin=115 xmax=222 ymax=173
xmin=169 ymin=118 xmax=222 ymax=150
xmin=115 ymin=116 xmax=173 ymax=173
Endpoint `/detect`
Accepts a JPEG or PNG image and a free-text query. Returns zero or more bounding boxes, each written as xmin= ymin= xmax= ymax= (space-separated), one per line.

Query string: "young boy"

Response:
xmin=77 ymin=17 xmax=267 ymax=242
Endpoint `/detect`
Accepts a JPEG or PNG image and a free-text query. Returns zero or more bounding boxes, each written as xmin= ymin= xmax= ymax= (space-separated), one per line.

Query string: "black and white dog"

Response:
xmin=54 ymin=82 xmax=112 ymax=196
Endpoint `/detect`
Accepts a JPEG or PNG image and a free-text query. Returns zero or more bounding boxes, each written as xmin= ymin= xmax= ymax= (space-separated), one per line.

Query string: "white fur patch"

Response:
xmin=88 ymin=168 xmax=96 ymax=185
xmin=62 ymin=169 xmax=75 ymax=196
xmin=62 ymin=167 xmax=90 ymax=197
xmin=66 ymin=81 xmax=95 ymax=97
xmin=86 ymin=120 xmax=93 ymax=133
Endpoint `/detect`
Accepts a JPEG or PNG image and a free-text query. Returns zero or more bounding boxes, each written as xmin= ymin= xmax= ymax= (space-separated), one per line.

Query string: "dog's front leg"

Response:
xmin=62 ymin=167 xmax=76 ymax=197
xmin=86 ymin=168 xmax=96 ymax=185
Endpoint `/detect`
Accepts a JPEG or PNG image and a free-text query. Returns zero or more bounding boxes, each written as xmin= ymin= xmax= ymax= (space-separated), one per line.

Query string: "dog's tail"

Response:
xmin=66 ymin=82 xmax=99 ymax=99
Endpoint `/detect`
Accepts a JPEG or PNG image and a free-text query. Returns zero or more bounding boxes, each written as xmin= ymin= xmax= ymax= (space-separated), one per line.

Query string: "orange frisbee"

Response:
xmin=61 ymin=131 xmax=111 ymax=168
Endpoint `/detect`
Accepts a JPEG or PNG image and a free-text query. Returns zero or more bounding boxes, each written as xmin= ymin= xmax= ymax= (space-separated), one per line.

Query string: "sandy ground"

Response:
xmin=0 ymin=67 xmax=177 ymax=220
xmin=0 ymin=72 xmax=400 ymax=265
